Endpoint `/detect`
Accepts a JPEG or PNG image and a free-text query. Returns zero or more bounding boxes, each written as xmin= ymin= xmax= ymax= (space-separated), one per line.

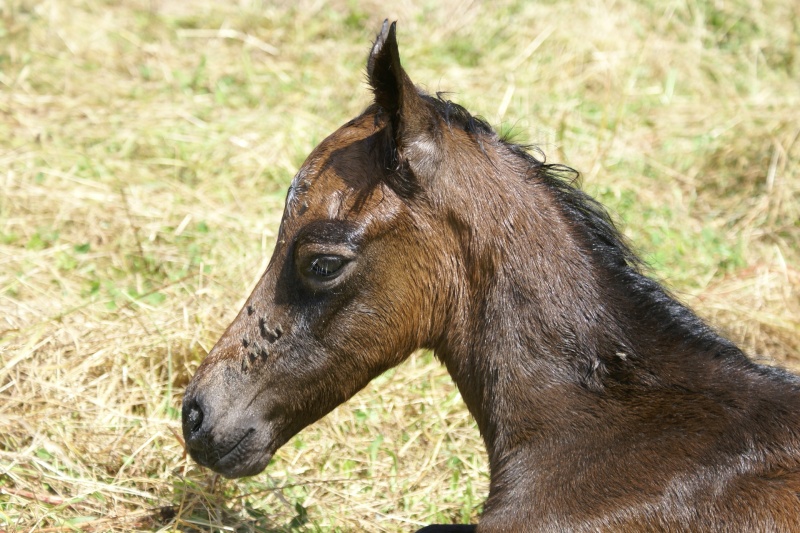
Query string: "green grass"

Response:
xmin=1 ymin=0 xmax=798 ymax=531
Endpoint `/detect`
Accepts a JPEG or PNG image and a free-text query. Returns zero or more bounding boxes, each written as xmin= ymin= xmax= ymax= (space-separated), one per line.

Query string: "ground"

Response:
xmin=1 ymin=0 xmax=798 ymax=531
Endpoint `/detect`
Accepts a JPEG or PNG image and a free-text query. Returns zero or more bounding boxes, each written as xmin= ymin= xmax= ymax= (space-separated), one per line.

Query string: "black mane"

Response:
xmin=424 ymin=92 xmax=639 ymax=269
xmin=425 ymin=92 xmax=497 ymax=138
xmin=420 ymin=92 xmax=748 ymax=364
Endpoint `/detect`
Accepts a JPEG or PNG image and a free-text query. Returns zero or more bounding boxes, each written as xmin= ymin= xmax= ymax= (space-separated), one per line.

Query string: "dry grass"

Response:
xmin=1 ymin=0 xmax=798 ymax=531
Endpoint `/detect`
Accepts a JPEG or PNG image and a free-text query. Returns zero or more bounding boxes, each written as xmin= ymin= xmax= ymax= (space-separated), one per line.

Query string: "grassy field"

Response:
xmin=1 ymin=0 xmax=798 ymax=530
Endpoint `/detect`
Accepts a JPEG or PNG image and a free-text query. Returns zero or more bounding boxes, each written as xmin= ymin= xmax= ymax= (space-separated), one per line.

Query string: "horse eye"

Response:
xmin=309 ymin=256 xmax=345 ymax=278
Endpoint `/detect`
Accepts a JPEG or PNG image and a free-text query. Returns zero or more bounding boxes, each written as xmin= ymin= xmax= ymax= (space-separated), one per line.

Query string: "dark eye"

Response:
xmin=294 ymin=240 xmax=356 ymax=289
xmin=309 ymin=255 xmax=346 ymax=278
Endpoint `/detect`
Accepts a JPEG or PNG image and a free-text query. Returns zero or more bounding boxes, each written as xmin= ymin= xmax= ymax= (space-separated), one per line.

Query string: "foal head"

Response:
xmin=182 ymin=21 xmax=492 ymax=477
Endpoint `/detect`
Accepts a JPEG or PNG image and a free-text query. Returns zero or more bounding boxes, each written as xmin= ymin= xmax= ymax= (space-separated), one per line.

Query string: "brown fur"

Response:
xmin=183 ymin=21 xmax=800 ymax=532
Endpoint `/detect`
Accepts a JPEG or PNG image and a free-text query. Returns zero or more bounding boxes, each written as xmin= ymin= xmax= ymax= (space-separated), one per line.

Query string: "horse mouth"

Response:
xmin=217 ymin=427 xmax=253 ymax=460
xmin=207 ymin=427 xmax=283 ymax=479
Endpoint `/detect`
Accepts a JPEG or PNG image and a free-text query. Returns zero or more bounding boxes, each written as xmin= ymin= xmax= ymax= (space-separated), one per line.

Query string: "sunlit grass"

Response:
xmin=1 ymin=0 xmax=798 ymax=531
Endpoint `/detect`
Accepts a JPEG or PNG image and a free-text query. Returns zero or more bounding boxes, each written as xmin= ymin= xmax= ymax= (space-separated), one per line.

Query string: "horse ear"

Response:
xmin=367 ymin=20 xmax=437 ymax=184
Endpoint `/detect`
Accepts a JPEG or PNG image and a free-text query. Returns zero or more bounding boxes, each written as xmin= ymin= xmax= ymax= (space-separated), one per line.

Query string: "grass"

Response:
xmin=1 ymin=0 xmax=798 ymax=530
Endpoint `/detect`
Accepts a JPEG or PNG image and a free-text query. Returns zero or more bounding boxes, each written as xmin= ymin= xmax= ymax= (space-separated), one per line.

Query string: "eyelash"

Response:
xmin=309 ymin=256 xmax=345 ymax=278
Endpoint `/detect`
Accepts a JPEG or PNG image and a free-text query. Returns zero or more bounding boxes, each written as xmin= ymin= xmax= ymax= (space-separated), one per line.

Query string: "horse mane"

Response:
xmin=415 ymin=92 xmax=748 ymax=364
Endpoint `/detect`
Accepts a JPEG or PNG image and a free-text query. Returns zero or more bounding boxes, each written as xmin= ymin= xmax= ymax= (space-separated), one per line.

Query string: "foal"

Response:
xmin=183 ymin=21 xmax=800 ymax=531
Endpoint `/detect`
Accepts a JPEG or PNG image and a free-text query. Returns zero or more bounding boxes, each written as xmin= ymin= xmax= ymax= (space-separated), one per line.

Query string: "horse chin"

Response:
xmin=205 ymin=427 xmax=279 ymax=479
xmin=183 ymin=415 xmax=287 ymax=479
xmin=214 ymin=451 xmax=273 ymax=479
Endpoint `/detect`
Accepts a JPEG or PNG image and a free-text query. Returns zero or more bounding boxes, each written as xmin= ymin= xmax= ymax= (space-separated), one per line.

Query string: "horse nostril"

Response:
xmin=182 ymin=397 xmax=205 ymax=439
xmin=188 ymin=406 xmax=203 ymax=433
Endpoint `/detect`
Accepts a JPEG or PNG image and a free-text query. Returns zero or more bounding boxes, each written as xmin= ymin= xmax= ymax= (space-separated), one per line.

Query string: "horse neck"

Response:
xmin=428 ymin=150 xmax=740 ymax=466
